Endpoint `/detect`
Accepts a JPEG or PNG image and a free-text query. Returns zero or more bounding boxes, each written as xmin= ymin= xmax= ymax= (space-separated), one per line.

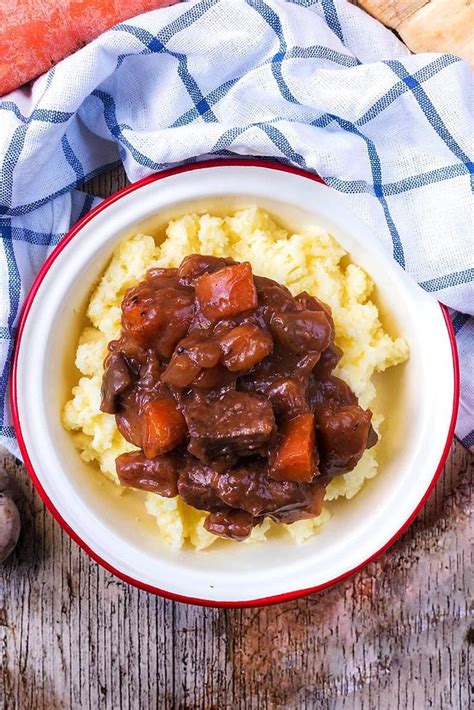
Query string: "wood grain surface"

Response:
xmin=1 ymin=165 xmax=472 ymax=710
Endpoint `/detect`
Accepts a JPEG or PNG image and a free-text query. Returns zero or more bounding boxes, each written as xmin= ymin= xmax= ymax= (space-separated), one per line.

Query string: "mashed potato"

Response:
xmin=63 ymin=208 xmax=408 ymax=550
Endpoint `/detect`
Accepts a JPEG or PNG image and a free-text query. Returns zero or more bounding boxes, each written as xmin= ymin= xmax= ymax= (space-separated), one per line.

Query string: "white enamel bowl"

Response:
xmin=11 ymin=160 xmax=458 ymax=606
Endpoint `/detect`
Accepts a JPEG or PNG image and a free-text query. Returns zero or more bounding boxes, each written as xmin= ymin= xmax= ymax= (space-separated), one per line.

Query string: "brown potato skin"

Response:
xmin=0 ymin=494 xmax=21 ymax=563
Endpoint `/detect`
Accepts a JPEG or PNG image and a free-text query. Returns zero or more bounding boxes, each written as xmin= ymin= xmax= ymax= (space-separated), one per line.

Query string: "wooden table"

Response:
xmin=1 ymin=166 xmax=472 ymax=710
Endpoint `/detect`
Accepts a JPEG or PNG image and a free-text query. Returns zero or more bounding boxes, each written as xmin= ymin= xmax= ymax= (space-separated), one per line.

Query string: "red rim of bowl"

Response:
xmin=10 ymin=158 xmax=460 ymax=608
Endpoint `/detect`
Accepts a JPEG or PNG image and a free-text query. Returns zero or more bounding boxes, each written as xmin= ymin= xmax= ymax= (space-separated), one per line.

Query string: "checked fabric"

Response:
xmin=0 ymin=0 xmax=473 ymax=457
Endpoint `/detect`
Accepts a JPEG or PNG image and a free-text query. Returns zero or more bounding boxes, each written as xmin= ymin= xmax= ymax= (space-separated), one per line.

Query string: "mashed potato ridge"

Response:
xmin=63 ymin=208 xmax=408 ymax=549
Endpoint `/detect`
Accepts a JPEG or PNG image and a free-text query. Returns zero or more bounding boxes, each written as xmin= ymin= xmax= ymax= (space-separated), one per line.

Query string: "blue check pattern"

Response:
xmin=0 ymin=0 xmax=473 ymax=456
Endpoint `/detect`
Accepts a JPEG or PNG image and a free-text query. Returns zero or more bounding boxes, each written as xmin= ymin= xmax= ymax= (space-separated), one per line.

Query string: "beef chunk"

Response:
xmin=116 ymin=390 xmax=144 ymax=448
xmin=191 ymin=364 xmax=237 ymax=390
xmin=215 ymin=462 xmax=314 ymax=517
xmin=184 ymin=391 xmax=275 ymax=462
xmin=177 ymin=460 xmax=224 ymax=512
xmin=116 ymin=451 xmax=179 ymax=497
xmin=178 ymin=255 xmax=235 ymax=287
xmin=101 ymin=352 xmax=133 ymax=414
xmin=121 ymin=283 xmax=194 ymax=358
xmin=295 ymin=291 xmax=335 ymax=335
xmin=255 ymin=276 xmax=297 ymax=325
xmin=310 ymin=375 xmax=357 ymax=411
xmin=240 ymin=348 xmax=318 ymax=393
xmin=316 ymin=404 xmax=373 ymax=477
xmin=204 ymin=509 xmax=254 ymax=541
xmin=107 ymin=334 xmax=147 ymax=376
xmin=145 ymin=267 xmax=180 ymax=290
xmin=270 ymin=482 xmax=325 ymax=524
xmin=367 ymin=424 xmax=379 ymax=449
xmin=257 ymin=377 xmax=309 ymax=418
xmin=270 ymin=310 xmax=332 ymax=354
xmin=312 ymin=343 xmax=343 ymax=378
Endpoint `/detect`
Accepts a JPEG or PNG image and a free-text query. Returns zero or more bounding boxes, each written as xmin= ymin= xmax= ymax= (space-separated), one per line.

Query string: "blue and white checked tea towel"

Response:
xmin=0 ymin=0 xmax=473 ymax=457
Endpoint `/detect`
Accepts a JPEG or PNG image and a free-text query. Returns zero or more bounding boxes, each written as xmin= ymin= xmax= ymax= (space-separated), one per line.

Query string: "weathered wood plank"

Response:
xmin=1 ymin=441 xmax=471 ymax=709
xmin=1 ymin=165 xmax=471 ymax=710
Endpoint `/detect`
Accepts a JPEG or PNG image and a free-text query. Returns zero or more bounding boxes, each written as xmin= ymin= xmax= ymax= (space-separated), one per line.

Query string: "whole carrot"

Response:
xmin=0 ymin=0 xmax=180 ymax=96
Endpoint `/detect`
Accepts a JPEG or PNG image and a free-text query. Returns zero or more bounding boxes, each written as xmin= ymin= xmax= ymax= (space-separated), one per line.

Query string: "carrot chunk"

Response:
xmin=270 ymin=413 xmax=317 ymax=483
xmin=142 ymin=399 xmax=187 ymax=459
xmin=0 ymin=1 xmax=180 ymax=96
xmin=195 ymin=262 xmax=258 ymax=321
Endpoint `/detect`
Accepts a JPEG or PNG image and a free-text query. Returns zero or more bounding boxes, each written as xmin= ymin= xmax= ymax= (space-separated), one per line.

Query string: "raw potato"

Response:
xmin=359 ymin=0 xmax=474 ymax=68
xmin=0 ymin=468 xmax=21 ymax=563
xmin=0 ymin=468 xmax=11 ymax=494
xmin=0 ymin=466 xmax=19 ymax=501
xmin=0 ymin=494 xmax=21 ymax=563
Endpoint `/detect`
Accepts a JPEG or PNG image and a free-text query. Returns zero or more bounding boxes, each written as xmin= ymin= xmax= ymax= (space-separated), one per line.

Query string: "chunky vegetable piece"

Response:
xmin=0 ymin=1 xmax=180 ymax=97
xmin=101 ymin=254 xmax=377 ymax=541
xmin=142 ymin=399 xmax=187 ymax=459
xmin=195 ymin=262 xmax=258 ymax=321
xmin=270 ymin=413 xmax=318 ymax=483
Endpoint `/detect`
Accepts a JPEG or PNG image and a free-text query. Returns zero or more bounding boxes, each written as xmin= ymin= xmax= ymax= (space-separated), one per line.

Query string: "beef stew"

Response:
xmin=101 ymin=255 xmax=377 ymax=542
